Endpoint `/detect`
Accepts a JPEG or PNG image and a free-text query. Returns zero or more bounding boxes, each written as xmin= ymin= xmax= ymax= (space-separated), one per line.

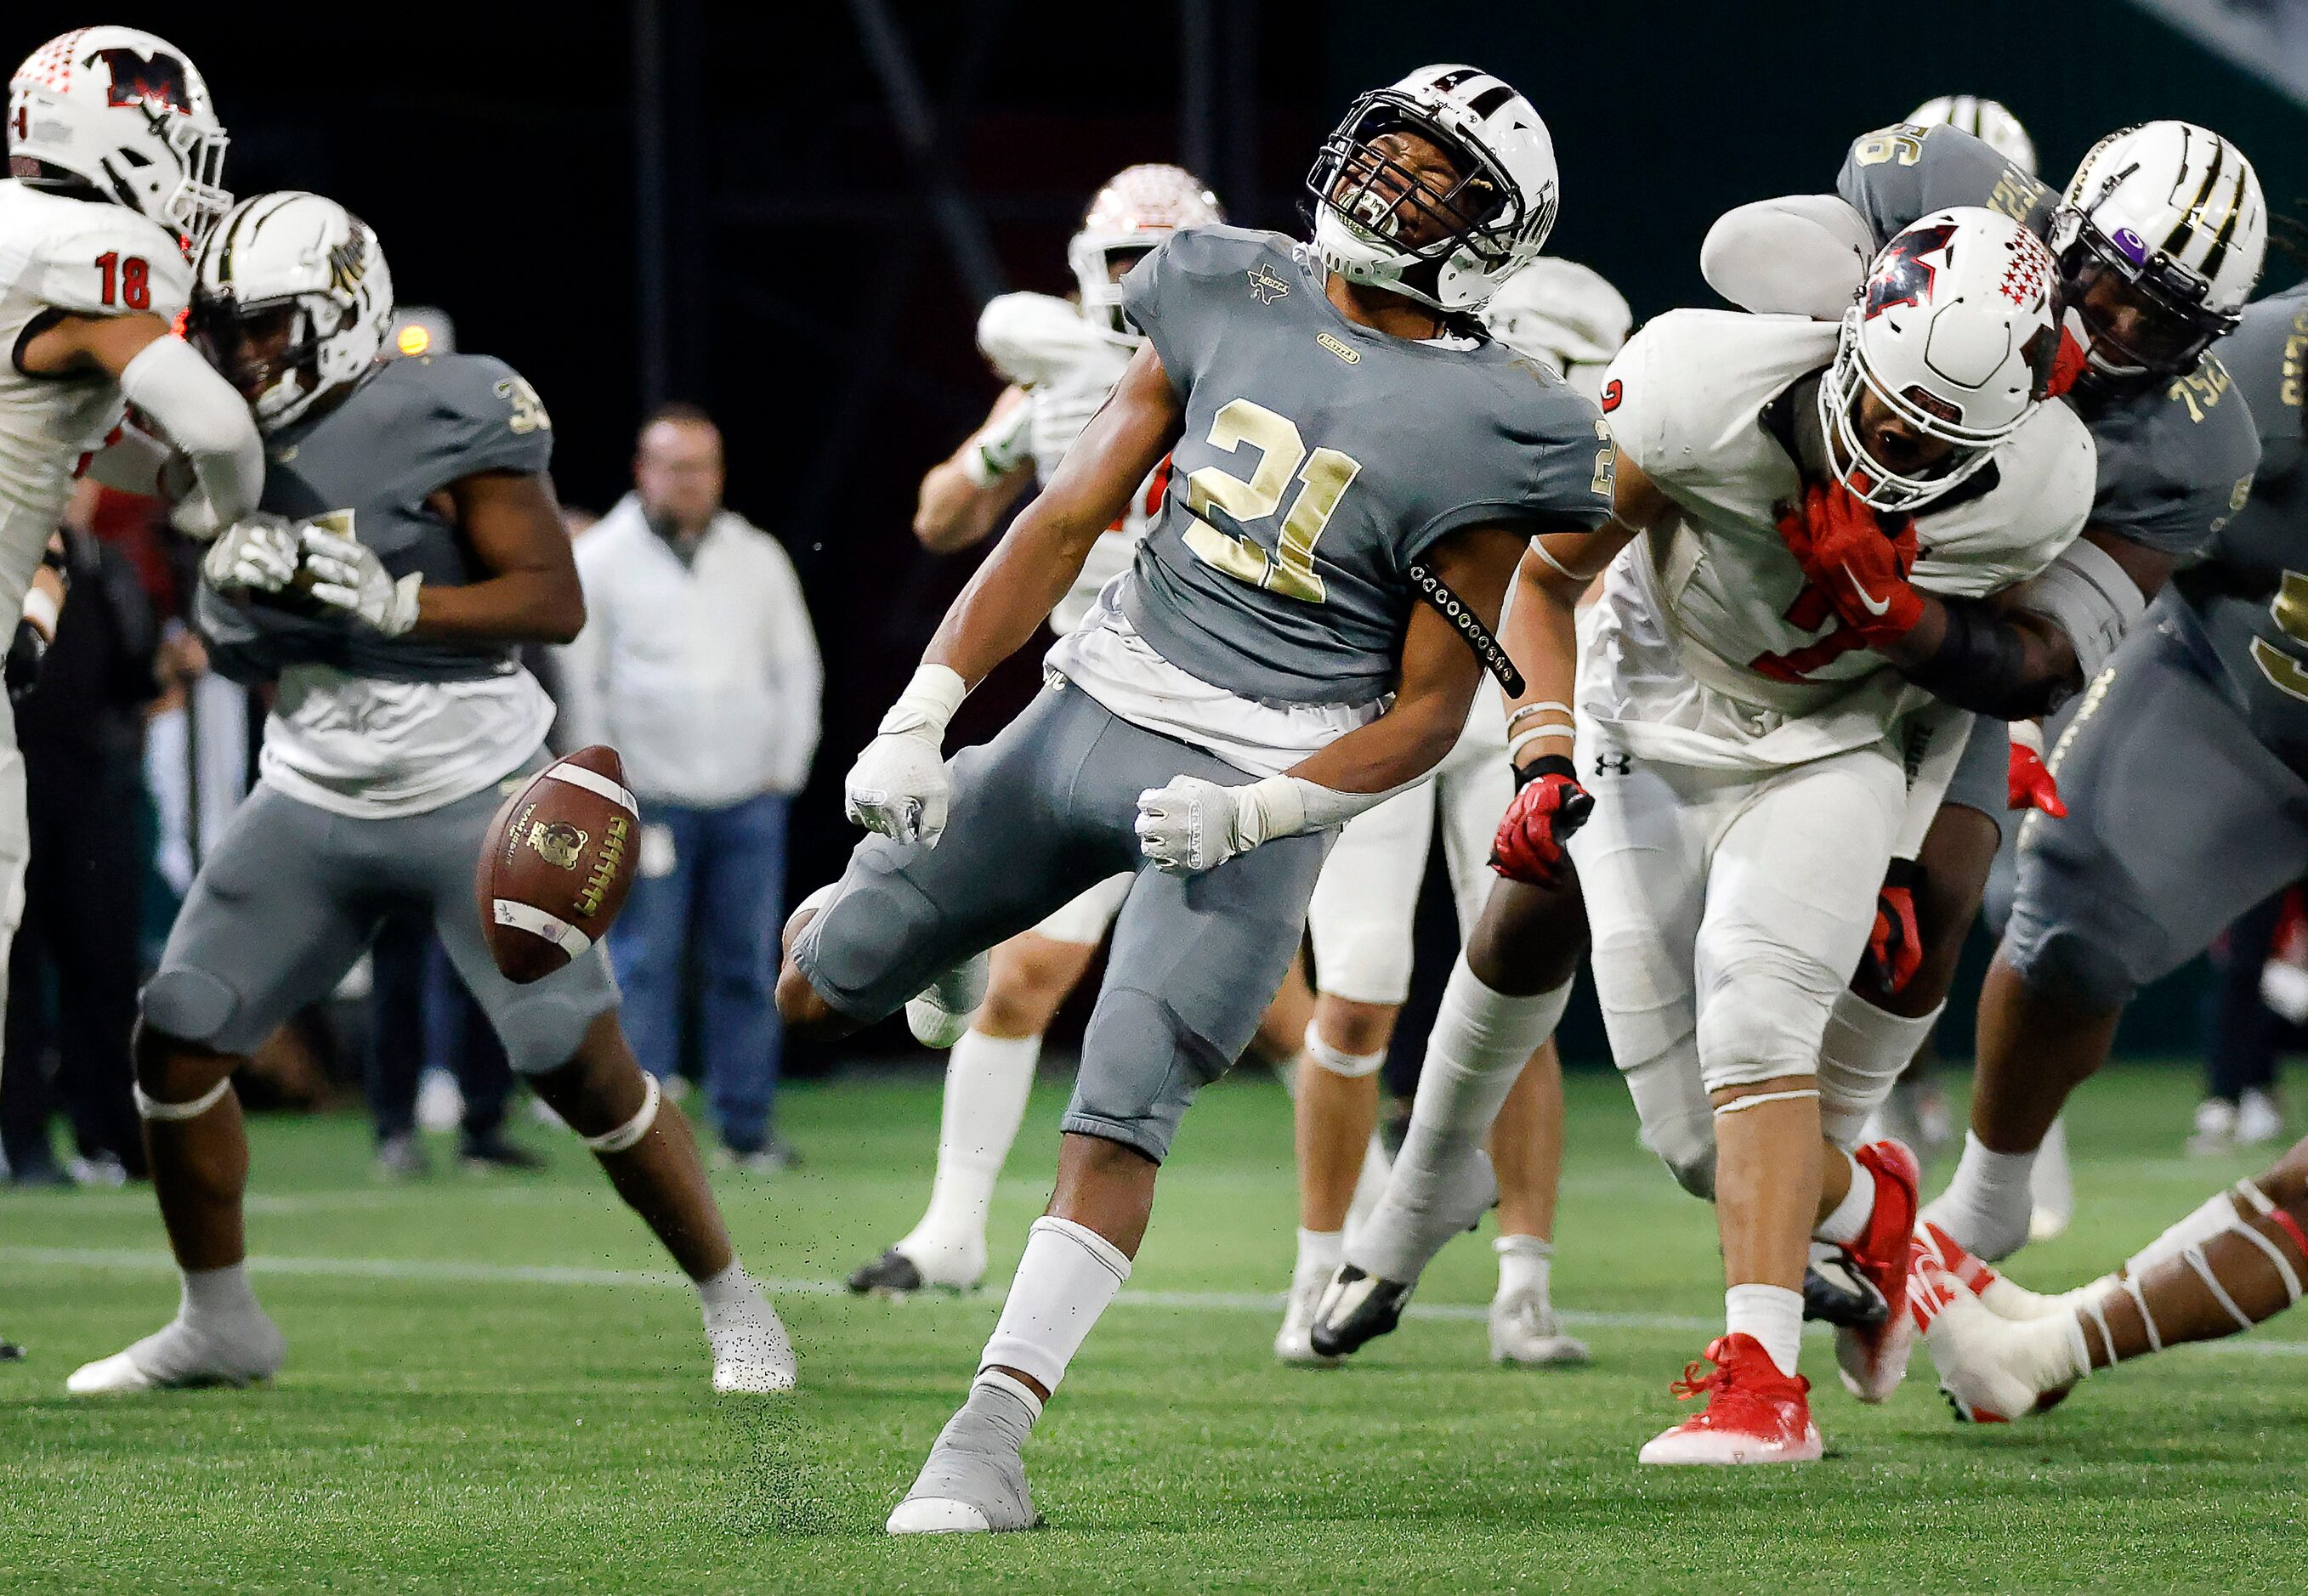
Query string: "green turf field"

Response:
xmin=3 ymin=1062 xmax=2305 ymax=1593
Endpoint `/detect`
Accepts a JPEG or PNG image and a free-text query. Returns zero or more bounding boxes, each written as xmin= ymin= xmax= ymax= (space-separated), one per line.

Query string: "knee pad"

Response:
xmin=1653 ymin=1126 xmax=1717 ymax=1201
xmin=1303 ymin=1021 xmax=1387 ymax=1080
xmin=139 ymin=967 xmax=241 ymax=1053
xmin=2002 ymin=921 xmax=2139 ymax=1014
xmin=1695 ymin=950 xmax=1837 ymax=1094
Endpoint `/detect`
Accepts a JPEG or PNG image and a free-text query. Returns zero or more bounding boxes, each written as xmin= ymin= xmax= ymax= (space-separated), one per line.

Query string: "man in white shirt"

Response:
xmin=558 ymin=403 xmax=822 ymax=1167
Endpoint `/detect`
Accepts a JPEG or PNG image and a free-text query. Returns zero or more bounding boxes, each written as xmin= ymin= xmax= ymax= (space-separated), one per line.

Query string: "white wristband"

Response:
xmin=878 ymin=663 xmax=969 ymax=740
xmin=21 ymin=585 xmax=60 ymax=640
xmin=1506 ymin=724 xmax=1576 ymax=762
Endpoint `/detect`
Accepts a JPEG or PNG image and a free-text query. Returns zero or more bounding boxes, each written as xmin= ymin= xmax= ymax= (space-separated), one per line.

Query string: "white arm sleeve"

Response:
xmin=1236 ymin=771 xmax=1421 ymax=846
xmin=2010 ymin=537 xmax=2148 ymax=683
xmin=1699 ymin=195 xmax=1876 ymax=319
xmin=116 ymin=337 xmax=264 ymax=533
xmin=79 ymin=419 xmax=171 ymax=495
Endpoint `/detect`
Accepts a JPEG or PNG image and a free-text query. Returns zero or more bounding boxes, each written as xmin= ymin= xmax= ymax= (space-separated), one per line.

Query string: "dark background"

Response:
xmin=20 ymin=2 xmax=2302 ymax=1063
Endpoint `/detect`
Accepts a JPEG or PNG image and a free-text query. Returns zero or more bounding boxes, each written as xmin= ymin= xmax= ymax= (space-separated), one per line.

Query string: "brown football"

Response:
xmin=476 ymin=745 xmax=641 ymax=984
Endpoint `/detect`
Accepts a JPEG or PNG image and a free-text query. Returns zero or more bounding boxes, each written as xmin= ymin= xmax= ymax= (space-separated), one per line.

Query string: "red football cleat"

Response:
xmin=1916 ymin=1220 xmax=2005 ymax=1298
xmin=1835 ymin=1139 xmax=1921 ymax=1403
xmin=1637 ymin=1333 xmax=1823 ymax=1465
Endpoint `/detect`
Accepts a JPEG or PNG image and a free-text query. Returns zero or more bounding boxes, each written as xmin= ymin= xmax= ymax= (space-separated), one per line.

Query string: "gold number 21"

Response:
xmin=1182 ymin=398 xmax=1362 ymax=603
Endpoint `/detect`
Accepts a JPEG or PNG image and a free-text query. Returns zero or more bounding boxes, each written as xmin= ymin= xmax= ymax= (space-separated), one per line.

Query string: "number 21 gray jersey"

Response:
xmin=1117 ymin=226 xmax=1610 ymax=708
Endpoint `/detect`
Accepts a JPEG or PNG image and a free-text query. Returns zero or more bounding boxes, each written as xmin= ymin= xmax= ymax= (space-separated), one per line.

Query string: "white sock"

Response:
xmin=1494 ymin=1234 xmax=1552 ymax=1303
xmin=2122 ymin=1190 xmax=2243 ymax=1281
xmin=1812 ymin=1149 xmax=1877 ymax=1248
xmin=1817 ymin=993 xmax=1940 ymax=1148
xmin=1293 ymin=1227 xmax=1343 ymax=1290
xmin=900 ymin=1030 xmax=1041 ymax=1258
xmin=1725 ymin=1283 xmax=1805 ymax=1378
xmin=1352 ymin=956 xmax=1570 ymax=1282
xmin=978 ymin=1215 xmax=1131 ymax=1395
xmin=1920 ymin=1131 xmax=2039 ymax=1259
xmin=695 ymin=1259 xmax=755 ymax=1311
xmin=180 ymin=1263 xmax=261 ymax=1324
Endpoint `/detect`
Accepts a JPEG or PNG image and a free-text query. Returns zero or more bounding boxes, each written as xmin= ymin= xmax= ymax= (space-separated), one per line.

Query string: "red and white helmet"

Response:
xmin=7 ymin=26 xmax=230 ymax=246
xmin=2051 ymin=121 xmax=2265 ymax=393
xmin=1307 ymin=64 xmax=1559 ymax=312
xmin=1907 ymin=95 xmax=2037 ymax=175
xmin=1069 ymin=164 xmax=1223 ymax=341
xmin=1821 ymin=207 xmax=2065 ymax=512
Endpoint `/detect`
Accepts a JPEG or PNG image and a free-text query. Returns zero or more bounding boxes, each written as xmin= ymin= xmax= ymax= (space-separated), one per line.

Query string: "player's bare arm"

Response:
xmin=410 ymin=469 xmax=584 ymax=642
xmin=915 ymin=385 xmax=1035 ymax=552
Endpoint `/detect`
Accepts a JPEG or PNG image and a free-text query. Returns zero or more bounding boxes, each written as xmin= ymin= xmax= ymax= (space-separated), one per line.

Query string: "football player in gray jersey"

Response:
xmin=1704 ymin=118 xmax=2269 ymax=1265
xmin=777 ymin=64 xmax=1617 ymax=1533
xmin=68 ymin=194 xmax=796 ymax=1400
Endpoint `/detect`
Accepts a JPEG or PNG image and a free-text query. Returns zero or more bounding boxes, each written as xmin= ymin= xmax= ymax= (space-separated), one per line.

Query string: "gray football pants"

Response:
xmin=792 ymin=680 xmax=1332 ymax=1161
xmin=144 ymin=756 xmax=620 ymax=1075
xmin=2001 ymin=618 xmax=2308 ymax=1011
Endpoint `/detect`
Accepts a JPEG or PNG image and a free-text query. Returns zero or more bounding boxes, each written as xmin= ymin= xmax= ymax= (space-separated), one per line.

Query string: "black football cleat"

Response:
xmin=1801 ymin=1245 xmax=1888 ymax=1328
xmin=1308 ymin=1265 xmax=1415 ymax=1358
xmin=1 ymin=1333 xmax=23 ymax=1361
xmin=847 ymin=1248 xmax=928 ymax=1297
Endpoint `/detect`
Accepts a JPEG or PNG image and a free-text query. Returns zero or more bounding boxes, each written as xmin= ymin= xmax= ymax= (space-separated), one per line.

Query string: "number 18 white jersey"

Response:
xmin=0 ymin=179 xmax=191 ymax=615
xmin=1584 ymin=308 xmax=2094 ymax=770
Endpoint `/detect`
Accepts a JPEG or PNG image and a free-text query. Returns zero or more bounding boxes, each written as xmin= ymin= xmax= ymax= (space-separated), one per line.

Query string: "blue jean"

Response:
xmin=609 ymin=790 xmax=789 ymax=1152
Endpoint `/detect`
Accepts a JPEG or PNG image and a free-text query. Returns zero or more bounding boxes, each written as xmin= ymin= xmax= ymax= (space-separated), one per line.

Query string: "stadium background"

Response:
xmin=35 ymin=0 xmax=2308 ymax=1070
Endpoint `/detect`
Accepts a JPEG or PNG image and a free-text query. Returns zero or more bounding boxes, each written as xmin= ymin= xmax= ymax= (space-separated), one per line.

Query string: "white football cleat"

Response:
xmin=1274 ymin=1274 xmax=1341 ymax=1367
xmin=704 ymin=1284 xmax=797 ymax=1395
xmin=67 ymin=1311 xmax=286 ymax=1396
xmin=887 ymin=1378 xmax=1041 ymax=1535
xmin=1908 ymin=1251 xmax=2075 ymax=1423
xmin=906 ymin=951 xmax=989 ymax=1049
xmin=1488 ymin=1291 xmax=1590 ymax=1367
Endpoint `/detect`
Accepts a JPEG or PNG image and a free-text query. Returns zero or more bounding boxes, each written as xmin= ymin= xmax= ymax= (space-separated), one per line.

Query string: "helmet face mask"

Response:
xmin=190 ymin=295 xmax=320 ymax=424
xmin=2056 ymin=224 xmax=2231 ymax=393
xmin=1306 ymin=65 xmax=1559 ymax=314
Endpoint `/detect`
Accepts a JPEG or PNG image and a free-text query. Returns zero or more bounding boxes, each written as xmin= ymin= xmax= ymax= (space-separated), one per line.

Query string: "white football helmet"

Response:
xmin=1307 ymin=65 xmax=1558 ymax=313
xmin=1907 ymin=95 xmax=2037 ymax=175
xmin=2050 ymin=121 xmax=2265 ymax=394
xmin=1481 ymin=257 xmax=1631 ymax=402
xmin=6 ymin=26 xmax=230 ymax=245
xmin=191 ymin=192 xmax=395 ymax=433
xmin=1069 ymin=164 xmax=1223 ymax=341
xmin=1821 ymin=207 xmax=2064 ymax=512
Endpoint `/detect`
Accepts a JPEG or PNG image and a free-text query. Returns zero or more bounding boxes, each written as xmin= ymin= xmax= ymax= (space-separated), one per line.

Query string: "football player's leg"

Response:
xmin=1284 ymin=789 xmax=1426 ymax=1361
xmin=1937 ymin=636 xmax=2308 ymax=1258
xmin=779 ymin=687 xmax=1120 ymax=1043
xmin=893 ymin=787 xmax=1329 ymax=1533
xmin=859 ymin=882 xmax=1125 ymax=1296
xmin=1664 ymin=753 xmax=1900 ymax=1455
xmin=71 ymin=786 xmax=371 ymax=1395
xmin=1436 ymin=733 xmax=1585 ymax=1363
xmin=1919 ymin=1133 xmax=2308 ymax=1421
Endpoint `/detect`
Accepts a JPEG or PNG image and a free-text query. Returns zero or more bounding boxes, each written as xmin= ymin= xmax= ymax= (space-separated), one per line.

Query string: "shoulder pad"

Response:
xmin=35 ymin=204 xmax=191 ymax=320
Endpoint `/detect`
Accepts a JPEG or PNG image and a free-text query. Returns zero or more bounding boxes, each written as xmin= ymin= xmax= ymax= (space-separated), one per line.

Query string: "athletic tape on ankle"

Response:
xmin=2120 ymin=1274 xmax=2163 ymax=1353
xmin=1712 ymin=1087 xmax=1819 ymax=1117
xmin=1303 ymin=1022 xmax=1387 ymax=1080
xmin=2182 ymin=1242 xmax=2259 ymax=1333
xmin=134 ymin=1076 xmax=233 ymax=1123
xmin=2234 ymin=1180 xmax=2308 ymax=1279
xmin=583 ymin=1072 xmax=661 ymax=1153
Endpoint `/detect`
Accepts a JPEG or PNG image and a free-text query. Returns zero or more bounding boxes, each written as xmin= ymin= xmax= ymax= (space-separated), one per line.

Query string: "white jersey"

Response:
xmin=0 ymin=181 xmax=191 ymax=624
xmin=1585 ymin=308 xmax=2094 ymax=770
xmin=976 ymin=291 xmax=1162 ymax=632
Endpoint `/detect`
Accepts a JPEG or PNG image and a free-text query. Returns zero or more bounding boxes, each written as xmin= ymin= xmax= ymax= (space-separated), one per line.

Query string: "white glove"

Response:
xmin=1136 ymin=775 xmax=1260 ymax=874
xmin=201 ymin=514 xmax=302 ymax=594
xmin=844 ymin=665 xmax=968 ymax=846
xmin=298 ymin=523 xmax=422 ymax=637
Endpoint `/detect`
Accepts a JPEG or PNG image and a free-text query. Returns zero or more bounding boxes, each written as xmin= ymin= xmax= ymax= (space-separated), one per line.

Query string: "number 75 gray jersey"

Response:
xmin=1114 ymin=225 xmax=1611 ymax=709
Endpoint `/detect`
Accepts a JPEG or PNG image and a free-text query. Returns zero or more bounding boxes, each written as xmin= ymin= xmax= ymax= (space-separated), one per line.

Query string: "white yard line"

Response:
xmin=9 ymin=1244 xmax=2307 ymax=1355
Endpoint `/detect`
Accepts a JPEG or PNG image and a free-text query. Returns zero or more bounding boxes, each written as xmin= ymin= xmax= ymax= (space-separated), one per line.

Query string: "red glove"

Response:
xmin=1864 ymin=861 xmax=1924 ymax=996
xmin=1490 ymin=756 xmax=1594 ymax=887
xmin=2006 ymin=723 xmax=2065 ymax=817
xmin=1775 ymin=482 xmax=1924 ymax=648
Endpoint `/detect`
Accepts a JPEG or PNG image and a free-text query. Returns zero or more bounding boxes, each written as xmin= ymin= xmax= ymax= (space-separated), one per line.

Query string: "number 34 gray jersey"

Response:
xmin=1837 ymin=122 xmax=2260 ymax=560
xmin=1114 ymin=225 xmax=1611 ymax=708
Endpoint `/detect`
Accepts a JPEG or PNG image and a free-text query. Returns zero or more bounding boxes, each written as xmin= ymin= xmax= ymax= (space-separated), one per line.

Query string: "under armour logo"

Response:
xmin=1247 ymin=263 xmax=1290 ymax=305
xmin=1594 ymin=752 xmax=1631 ymax=776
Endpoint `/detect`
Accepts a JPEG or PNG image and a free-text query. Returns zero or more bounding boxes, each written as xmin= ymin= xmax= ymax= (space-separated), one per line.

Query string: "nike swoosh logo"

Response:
xmin=1842 ymin=564 xmax=1893 ymax=618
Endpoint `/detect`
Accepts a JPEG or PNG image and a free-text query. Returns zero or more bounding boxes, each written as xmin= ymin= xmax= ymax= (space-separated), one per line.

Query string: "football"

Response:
xmin=475 ymin=744 xmax=641 ymax=984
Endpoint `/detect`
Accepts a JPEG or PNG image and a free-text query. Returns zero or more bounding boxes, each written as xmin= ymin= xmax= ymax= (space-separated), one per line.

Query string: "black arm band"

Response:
xmin=1406 ymin=558 xmax=1525 ymax=696
xmin=1900 ymin=599 xmax=2072 ymax=722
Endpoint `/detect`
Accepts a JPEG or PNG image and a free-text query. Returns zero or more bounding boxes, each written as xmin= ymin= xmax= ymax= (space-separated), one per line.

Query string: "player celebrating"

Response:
xmin=1276 ymin=251 xmax=1630 ymax=1371
xmin=1 ymin=25 xmax=262 ymax=1030
xmin=66 ymin=193 xmax=794 ymax=1398
xmin=1703 ymin=121 xmax=2266 ymax=1265
xmin=777 ymin=65 xmax=1612 ymax=1531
